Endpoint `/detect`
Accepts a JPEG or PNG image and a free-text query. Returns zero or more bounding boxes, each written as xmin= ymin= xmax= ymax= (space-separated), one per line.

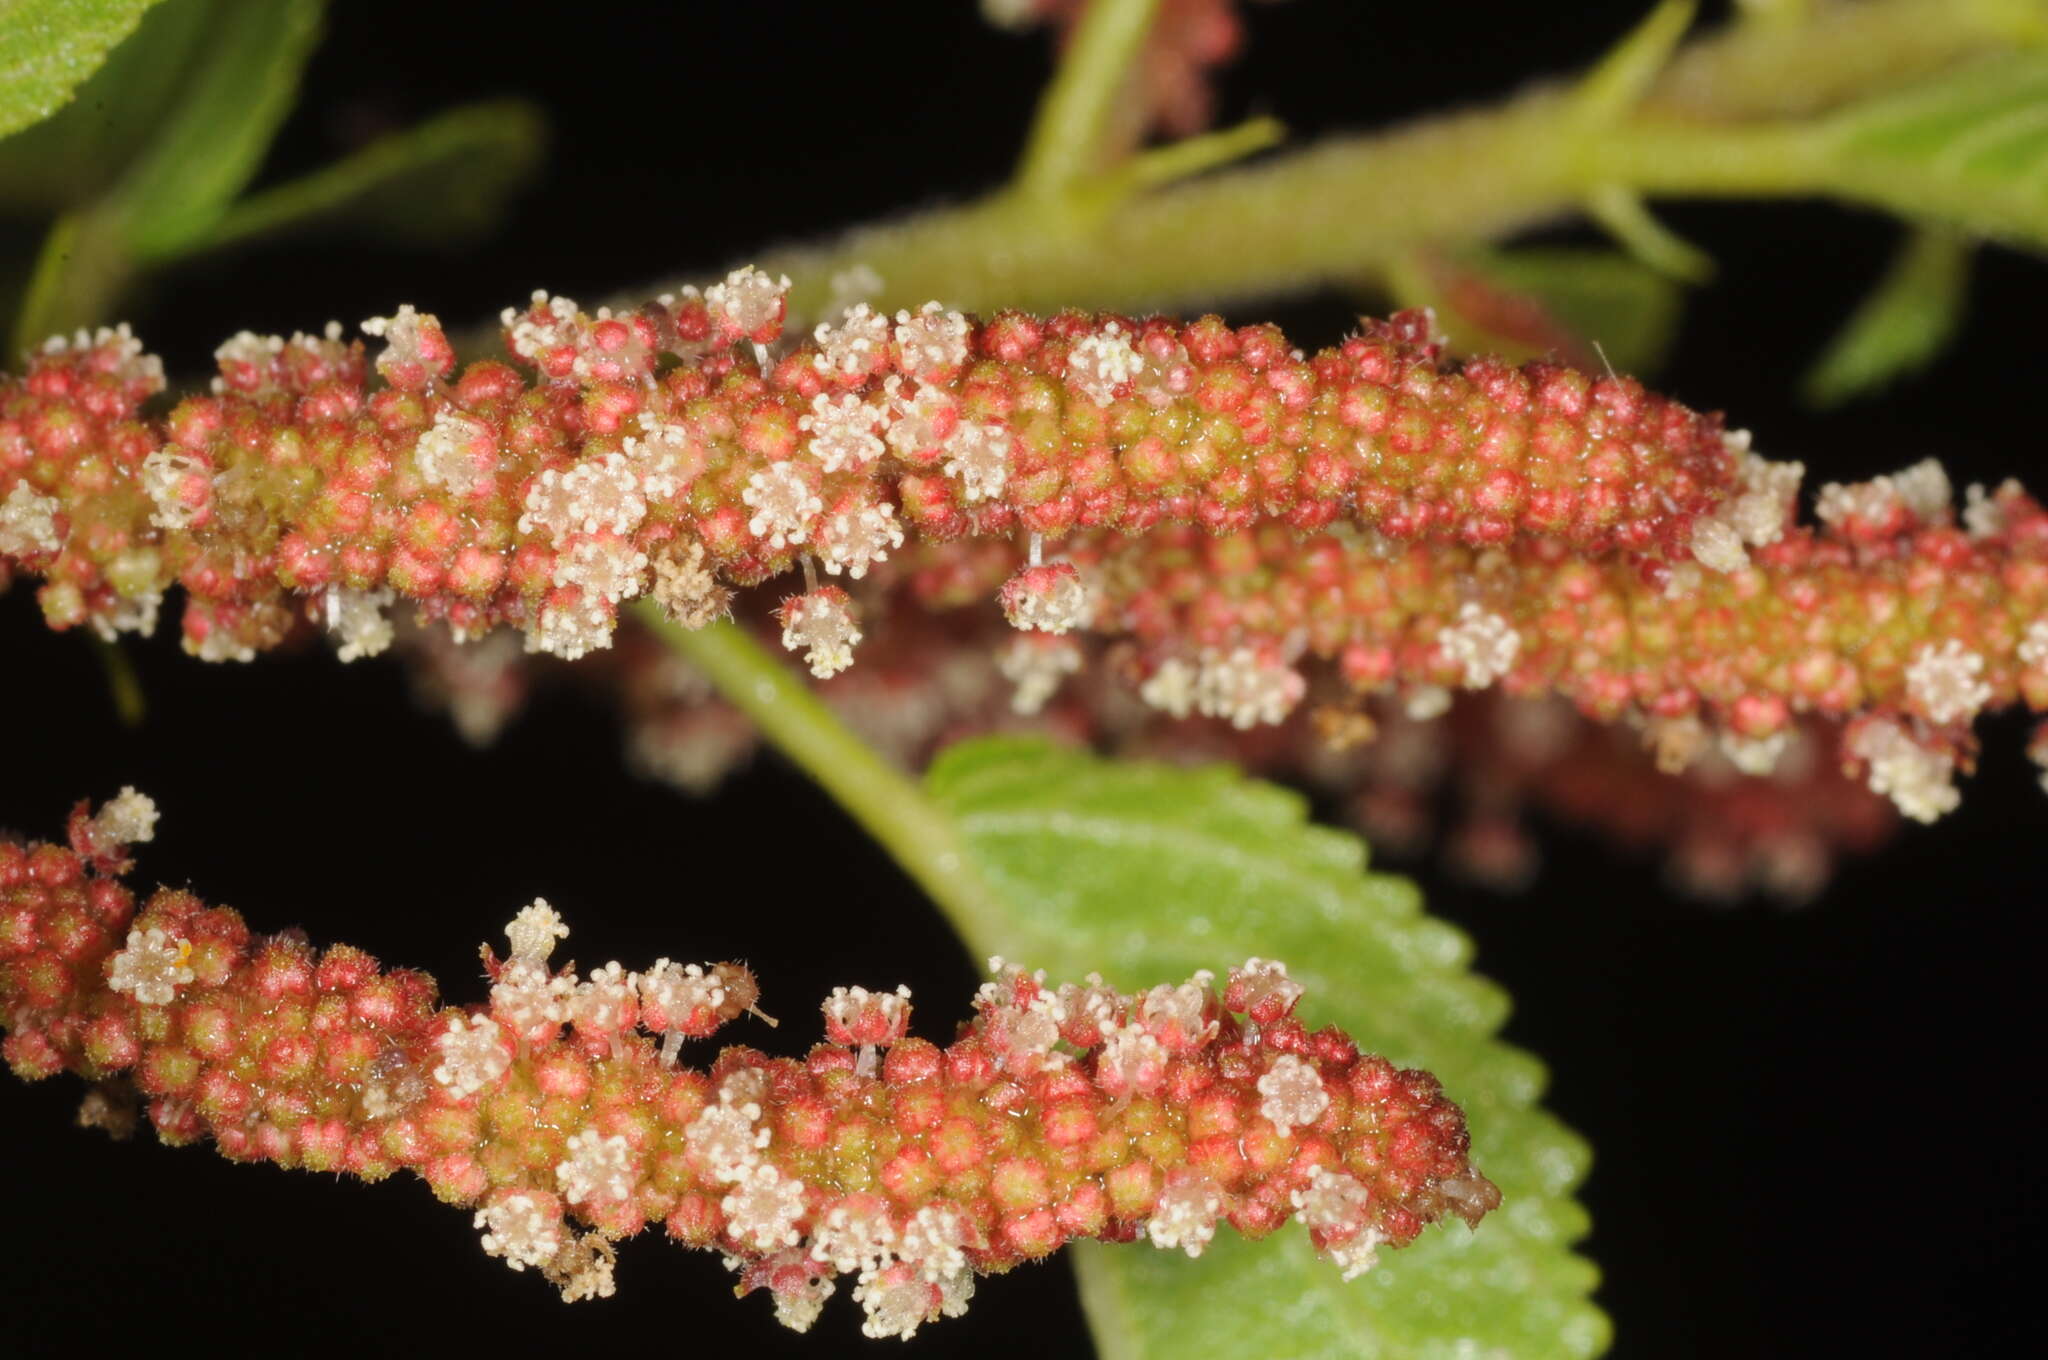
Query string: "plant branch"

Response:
xmin=630 ymin=602 xmax=1011 ymax=956
xmin=518 ymin=0 xmax=2035 ymax=341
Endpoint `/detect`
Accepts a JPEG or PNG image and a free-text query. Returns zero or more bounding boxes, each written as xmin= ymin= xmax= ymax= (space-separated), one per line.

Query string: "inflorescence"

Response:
xmin=1 ymin=795 xmax=1497 ymax=1337
xmin=3 ymin=273 xmax=2045 ymax=833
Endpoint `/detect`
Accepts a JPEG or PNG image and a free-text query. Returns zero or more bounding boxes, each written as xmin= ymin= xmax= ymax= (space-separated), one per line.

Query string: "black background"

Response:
xmin=2 ymin=2 xmax=2042 ymax=1355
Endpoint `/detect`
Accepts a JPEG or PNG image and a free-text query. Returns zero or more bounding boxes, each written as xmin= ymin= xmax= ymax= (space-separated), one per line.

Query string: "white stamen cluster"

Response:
xmin=107 ymin=927 xmax=194 ymax=1007
xmin=941 ymin=420 xmax=1011 ymax=502
xmin=1437 ymin=603 xmax=1520 ymax=688
xmin=542 ymin=1233 xmax=617 ymax=1302
xmin=1224 ymin=958 xmax=1302 ymax=1023
xmin=556 ymin=1130 xmax=638 ymax=1204
xmin=413 ymin=408 xmax=491 ymax=495
xmin=138 ymin=448 xmax=209 ymax=530
xmin=1094 ymin=1021 xmax=1168 ymax=1096
xmin=1964 ymin=479 xmax=2021 ymax=539
xmin=1054 ymin=972 xmax=1126 ymax=1048
xmin=893 ymin=302 xmax=970 ymax=380
xmin=624 ymin=416 xmax=691 ymax=497
xmin=1145 ymin=1173 xmax=1224 ymax=1257
xmin=475 ymin=1192 xmax=564 ymax=1271
xmin=998 ymin=635 xmax=1083 ymax=714
xmin=743 ymin=462 xmax=823 ymax=549
xmin=0 ymin=483 xmax=62 ymax=556
xmin=817 ymin=501 xmax=904 ymax=578
xmin=898 ymin=1203 xmax=973 ymax=1281
xmin=1404 ymin=683 xmax=1453 ymax=721
xmin=552 ymin=533 xmax=649 ymax=605
xmin=1195 ymin=647 xmax=1306 ymax=729
xmin=1290 ymin=1168 xmax=1384 ymax=1280
xmin=769 ymin=1265 xmax=836 ymax=1333
xmin=800 ymin=392 xmax=886 ymax=472
xmin=637 ymin=959 xmax=724 ymax=1024
xmin=431 ymin=1013 xmax=510 ymax=1098
xmin=722 ymin=1164 xmax=807 ymax=1252
xmin=881 ymin=376 xmax=954 ymax=460
xmin=1065 ymin=322 xmax=1144 ymax=404
xmin=521 ymin=451 xmax=649 ymax=544
xmin=1849 ymin=718 xmax=1960 ymax=823
xmin=489 ymin=957 xmax=570 ymax=1041
xmin=323 ymin=587 xmax=396 ymax=662
xmin=1256 ymin=1053 xmax=1331 ymax=1133
xmin=807 ymin=1198 xmax=899 ymax=1274
xmin=1138 ymin=657 xmax=1200 ymax=718
xmin=40 ymin=322 xmax=165 ymax=391
xmin=687 ymin=1075 xmax=773 ymax=1184
xmin=568 ymin=961 xmax=636 ymax=1036
xmin=359 ymin=304 xmax=439 ymax=383
xmin=524 ymin=597 xmax=614 ymax=660
xmin=650 ymin=539 xmax=728 ymax=629
xmin=1891 ymin=457 xmax=1953 ymax=521
xmin=821 ymin=984 xmax=913 ymax=1046
xmin=1003 ymin=566 xmax=1091 ymax=633
xmin=502 ymin=290 xmax=581 ymax=366
xmin=780 ymin=589 xmax=861 ymax=678
xmin=1814 ymin=459 xmax=1948 ymax=534
xmin=812 ymin=304 xmax=892 ymax=379
xmin=974 ymin=959 xmax=1067 ymax=1073
xmin=2020 ymin=618 xmax=2048 ymax=670
xmin=705 ymin=266 xmax=791 ymax=339
xmin=210 ymin=330 xmax=285 ymax=392
xmin=85 ymin=590 xmax=161 ymax=642
xmin=1905 ymin=639 xmax=1992 ymax=726
xmin=1718 ymin=730 xmax=1789 ymax=778
xmin=90 ymin=788 xmax=159 ymax=850
xmin=1137 ymin=972 xmax=1216 ymax=1050
xmin=506 ymin=898 xmax=570 ymax=963
xmin=1691 ymin=445 xmax=1807 ymax=573
xmin=853 ymin=1265 xmax=941 ymax=1341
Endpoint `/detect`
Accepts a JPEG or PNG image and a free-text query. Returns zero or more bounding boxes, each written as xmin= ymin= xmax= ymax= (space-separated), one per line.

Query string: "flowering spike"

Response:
xmin=1 ymin=801 xmax=1499 ymax=1335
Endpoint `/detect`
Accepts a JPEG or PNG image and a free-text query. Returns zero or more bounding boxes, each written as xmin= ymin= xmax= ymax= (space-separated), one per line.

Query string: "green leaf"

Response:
xmin=198 ymin=99 xmax=548 ymax=254
xmin=1811 ymin=50 xmax=2048 ymax=251
xmin=106 ymin=0 xmax=324 ymax=260
xmin=0 ymin=0 xmax=217 ymax=213
xmin=0 ymin=0 xmax=163 ymax=141
xmin=1802 ymin=228 xmax=1972 ymax=407
xmin=925 ymin=738 xmax=1606 ymax=1360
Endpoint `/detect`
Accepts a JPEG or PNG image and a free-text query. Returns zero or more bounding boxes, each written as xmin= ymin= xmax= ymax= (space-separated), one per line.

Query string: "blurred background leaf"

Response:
xmin=2 ymin=0 xmax=544 ymax=352
xmin=199 ymin=99 xmax=548 ymax=254
xmin=1386 ymin=245 xmax=1685 ymax=375
xmin=0 ymin=0 xmax=163 ymax=141
xmin=104 ymin=0 xmax=325 ymax=260
xmin=0 ymin=0 xmax=211 ymax=211
xmin=1802 ymin=227 xmax=1973 ymax=407
xmin=1812 ymin=49 xmax=2048 ymax=250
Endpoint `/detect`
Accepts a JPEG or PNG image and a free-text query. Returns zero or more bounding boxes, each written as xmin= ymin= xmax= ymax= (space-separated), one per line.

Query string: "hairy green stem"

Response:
xmin=631 ymin=602 xmax=1010 ymax=955
xmin=535 ymin=0 xmax=2031 ymax=333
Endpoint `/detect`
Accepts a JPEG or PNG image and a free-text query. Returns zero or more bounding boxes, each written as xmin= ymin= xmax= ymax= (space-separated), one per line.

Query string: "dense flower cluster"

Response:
xmin=1 ymin=797 xmax=1497 ymax=1338
xmin=4 ymin=282 xmax=2042 ymax=834
xmin=1 ymin=286 xmax=1739 ymax=661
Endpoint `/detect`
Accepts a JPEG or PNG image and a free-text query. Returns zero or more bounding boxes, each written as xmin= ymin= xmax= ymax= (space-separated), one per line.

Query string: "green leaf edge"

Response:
xmin=0 ymin=0 xmax=164 ymax=142
xmin=926 ymin=736 xmax=1607 ymax=1360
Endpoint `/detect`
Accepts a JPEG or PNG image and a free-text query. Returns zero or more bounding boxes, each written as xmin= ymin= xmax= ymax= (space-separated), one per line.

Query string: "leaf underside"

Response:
xmin=926 ymin=738 xmax=1606 ymax=1360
